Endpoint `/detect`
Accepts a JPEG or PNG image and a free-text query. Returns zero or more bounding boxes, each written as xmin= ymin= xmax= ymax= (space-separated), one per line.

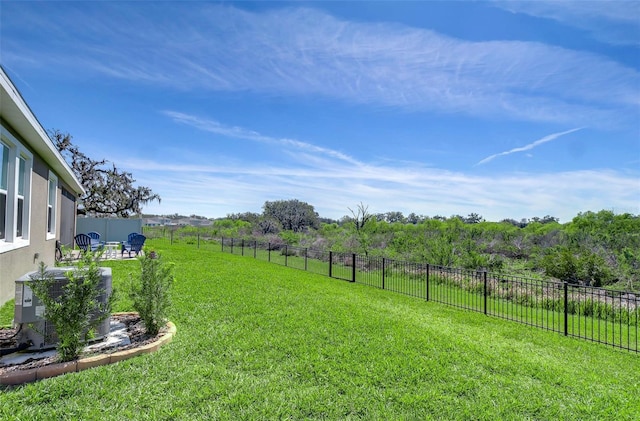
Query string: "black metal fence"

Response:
xmin=219 ymin=237 xmax=639 ymax=353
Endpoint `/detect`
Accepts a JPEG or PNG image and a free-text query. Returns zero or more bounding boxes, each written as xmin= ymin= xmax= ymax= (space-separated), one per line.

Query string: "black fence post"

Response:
xmin=382 ymin=258 xmax=386 ymax=290
xmin=351 ymin=253 xmax=356 ymax=282
xmin=254 ymin=241 xmax=257 ymax=258
xmin=197 ymin=231 xmax=200 ymax=249
xmin=304 ymin=248 xmax=308 ymax=271
xmin=329 ymin=251 xmax=333 ymax=278
xmin=285 ymin=246 xmax=288 ymax=266
xmin=268 ymin=243 xmax=271 ymax=262
xmin=483 ymin=271 xmax=488 ymax=315
xmin=241 ymin=239 xmax=245 ymax=256
xmin=170 ymin=229 xmax=174 ymax=245
xmin=426 ymin=264 xmax=429 ymax=301
xmin=221 ymin=236 xmax=224 ymax=252
xmin=564 ymin=282 xmax=569 ymax=336
xmin=230 ymin=238 xmax=234 ymax=254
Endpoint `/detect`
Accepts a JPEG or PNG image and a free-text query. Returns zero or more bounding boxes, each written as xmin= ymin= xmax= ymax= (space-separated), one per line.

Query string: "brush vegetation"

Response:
xmin=148 ymin=207 xmax=640 ymax=292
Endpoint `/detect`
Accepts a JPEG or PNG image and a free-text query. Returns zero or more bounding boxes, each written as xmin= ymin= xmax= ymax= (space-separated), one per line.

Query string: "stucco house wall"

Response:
xmin=0 ymin=67 xmax=84 ymax=305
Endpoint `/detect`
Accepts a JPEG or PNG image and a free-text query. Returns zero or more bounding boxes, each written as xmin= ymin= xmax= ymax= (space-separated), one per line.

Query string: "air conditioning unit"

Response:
xmin=14 ymin=267 xmax=112 ymax=351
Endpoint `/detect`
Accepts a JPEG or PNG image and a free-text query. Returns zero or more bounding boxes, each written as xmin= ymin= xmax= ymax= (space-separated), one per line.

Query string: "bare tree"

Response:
xmin=347 ymin=202 xmax=374 ymax=256
xmin=348 ymin=202 xmax=373 ymax=232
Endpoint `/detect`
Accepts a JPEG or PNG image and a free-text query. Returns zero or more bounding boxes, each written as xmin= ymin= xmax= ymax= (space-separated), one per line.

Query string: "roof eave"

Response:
xmin=1 ymin=67 xmax=85 ymax=196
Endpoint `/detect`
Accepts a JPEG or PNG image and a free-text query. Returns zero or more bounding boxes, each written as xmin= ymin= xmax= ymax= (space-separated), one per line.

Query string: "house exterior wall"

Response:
xmin=0 ymin=152 xmax=64 ymax=304
xmin=0 ymin=67 xmax=83 ymax=306
xmin=60 ymin=185 xmax=77 ymax=248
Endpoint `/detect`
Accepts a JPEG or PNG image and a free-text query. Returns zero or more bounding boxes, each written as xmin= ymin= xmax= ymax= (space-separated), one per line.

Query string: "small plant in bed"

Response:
xmin=28 ymin=252 xmax=113 ymax=362
xmin=129 ymin=250 xmax=174 ymax=335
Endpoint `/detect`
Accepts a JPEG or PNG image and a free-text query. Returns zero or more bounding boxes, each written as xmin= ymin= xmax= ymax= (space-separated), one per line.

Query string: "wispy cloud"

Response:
xmin=126 ymin=153 xmax=640 ymax=222
xmin=115 ymin=118 xmax=638 ymax=222
xmin=163 ymin=111 xmax=360 ymax=165
xmin=476 ymin=127 xmax=583 ymax=165
xmin=494 ymin=1 xmax=640 ymax=46
xmin=3 ymin=3 xmax=638 ymax=128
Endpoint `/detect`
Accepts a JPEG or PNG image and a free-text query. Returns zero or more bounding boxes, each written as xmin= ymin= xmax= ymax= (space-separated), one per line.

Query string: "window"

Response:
xmin=0 ymin=129 xmax=33 ymax=252
xmin=47 ymin=173 xmax=57 ymax=237
xmin=0 ymin=143 xmax=8 ymax=240
xmin=16 ymin=157 xmax=26 ymax=237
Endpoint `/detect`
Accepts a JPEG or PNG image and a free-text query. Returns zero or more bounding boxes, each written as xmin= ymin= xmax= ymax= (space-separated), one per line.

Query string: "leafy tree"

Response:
xmin=256 ymin=217 xmax=280 ymax=235
xmin=406 ymin=212 xmax=423 ymax=224
xmin=540 ymin=246 xmax=613 ymax=287
xmin=464 ymin=213 xmax=484 ymax=224
xmin=538 ymin=215 xmax=559 ymax=224
xmin=540 ymin=247 xmax=579 ymax=284
xmin=227 ymin=212 xmax=261 ymax=224
xmin=500 ymin=218 xmax=520 ymax=227
xmin=262 ymin=199 xmax=319 ymax=232
xmin=384 ymin=211 xmax=406 ymax=224
xmin=50 ymin=130 xmax=160 ymax=217
xmin=578 ymin=252 xmax=613 ymax=287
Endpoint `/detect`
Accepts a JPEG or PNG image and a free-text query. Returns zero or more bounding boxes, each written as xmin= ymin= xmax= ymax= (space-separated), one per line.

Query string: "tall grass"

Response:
xmin=2 ymin=240 xmax=638 ymax=419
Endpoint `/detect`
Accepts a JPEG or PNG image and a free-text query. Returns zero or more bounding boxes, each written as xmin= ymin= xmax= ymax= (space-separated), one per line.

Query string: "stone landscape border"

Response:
xmin=0 ymin=313 xmax=176 ymax=386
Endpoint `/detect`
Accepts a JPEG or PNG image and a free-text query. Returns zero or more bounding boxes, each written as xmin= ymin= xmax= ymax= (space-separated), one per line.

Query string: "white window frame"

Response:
xmin=47 ymin=172 xmax=58 ymax=240
xmin=0 ymin=142 xmax=8 ymax=243
xmin=0 ymin=128 xmax=33 ymax=253
xmin=16 ymin=155 xmax=28 ymax=239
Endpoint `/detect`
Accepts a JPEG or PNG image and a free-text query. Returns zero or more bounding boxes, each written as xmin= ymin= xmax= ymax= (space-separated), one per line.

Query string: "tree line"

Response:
xmin=218 ymin=200 xmax=638 ymax=292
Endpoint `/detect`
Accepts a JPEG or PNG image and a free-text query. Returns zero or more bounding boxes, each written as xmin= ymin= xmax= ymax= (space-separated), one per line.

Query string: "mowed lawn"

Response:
xmin=1 ymin=240 xmax=639 ymax=420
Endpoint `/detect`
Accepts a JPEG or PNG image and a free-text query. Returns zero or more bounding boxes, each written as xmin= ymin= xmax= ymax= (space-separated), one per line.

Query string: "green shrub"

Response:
xmin=129 ymin=252 xmax=175 ymax=335
xmin=29 ymin=254 xmax=113 ymax=362
xmin=540 ymin=246 xmax=614 ymax=287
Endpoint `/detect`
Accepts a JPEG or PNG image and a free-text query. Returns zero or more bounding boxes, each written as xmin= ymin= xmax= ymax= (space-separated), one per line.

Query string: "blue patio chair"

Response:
xmin=86 ymin=231 xmax=103 ymax=251
xmin=121 ymin=234 xmax=146 ymax=257
xmin=125 ymin=232 xmax=138 ymax=244
xmin=120 ymin=232 xmax=138 ymax=255
xmin=74 ymin=233 xmax=92 ymax=252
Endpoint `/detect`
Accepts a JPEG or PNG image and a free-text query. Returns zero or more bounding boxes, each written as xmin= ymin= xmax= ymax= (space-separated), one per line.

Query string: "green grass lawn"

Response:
xmin=1 ymin=239 xmax=639 ymax=420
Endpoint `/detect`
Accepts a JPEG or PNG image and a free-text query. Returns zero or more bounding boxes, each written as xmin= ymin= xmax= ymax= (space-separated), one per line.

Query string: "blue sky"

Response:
xmin=2 ymin=1 xmax=639 ymax=222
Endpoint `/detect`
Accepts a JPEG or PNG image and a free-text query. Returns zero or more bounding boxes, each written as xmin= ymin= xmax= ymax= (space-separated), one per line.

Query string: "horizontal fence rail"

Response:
xmin=218 ymin=237 xmax=638 ymax=353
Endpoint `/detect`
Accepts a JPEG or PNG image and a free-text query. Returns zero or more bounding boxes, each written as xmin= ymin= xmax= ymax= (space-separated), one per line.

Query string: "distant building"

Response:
xmin=143 ymin=216 xmax=212 ymax=227
xmin=143 ymin=217 xmax=172 ymax=226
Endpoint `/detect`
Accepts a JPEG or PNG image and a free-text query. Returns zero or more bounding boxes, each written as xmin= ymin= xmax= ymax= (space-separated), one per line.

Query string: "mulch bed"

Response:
xmin=0 ymin=313 xmax=162 ymax=375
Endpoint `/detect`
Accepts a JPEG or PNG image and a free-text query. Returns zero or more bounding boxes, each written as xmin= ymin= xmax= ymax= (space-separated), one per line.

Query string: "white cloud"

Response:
xmin=476 ymin=127 xmax=583 ymax=165
xmin=494 ymin=1 xmax=640 ymax=46
xmin=136 ymin=157 xmax=640 ymax=222
xmin=4 ymin=3 xmax=638 ymax=127
xmin=122 ymin=118 xmax=638 ymax=222
xmin=163 ymin=111 xmax=361 ymax=165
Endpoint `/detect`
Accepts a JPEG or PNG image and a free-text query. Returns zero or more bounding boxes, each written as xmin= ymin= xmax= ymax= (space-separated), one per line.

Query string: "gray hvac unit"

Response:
xmin=14 ymin=267 xmax=112 ymax=351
